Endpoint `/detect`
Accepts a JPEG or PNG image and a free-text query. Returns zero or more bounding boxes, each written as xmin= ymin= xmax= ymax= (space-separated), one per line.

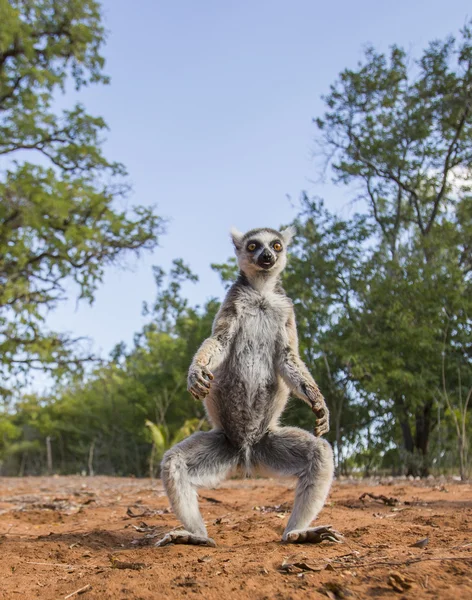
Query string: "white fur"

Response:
xmin=230 ymin=227 xmax=244 ymax=249
xmin=232 ymin=228 xmax=289 ymax=289
xmin=281 ymin=225 xmax=296 ymax=245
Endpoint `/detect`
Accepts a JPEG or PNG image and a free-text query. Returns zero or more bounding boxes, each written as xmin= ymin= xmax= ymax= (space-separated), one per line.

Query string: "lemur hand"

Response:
xmin=188 ymin=364 xmax=214 ymax=400
xmin=305 ymin=385 xmax=330 ymax=437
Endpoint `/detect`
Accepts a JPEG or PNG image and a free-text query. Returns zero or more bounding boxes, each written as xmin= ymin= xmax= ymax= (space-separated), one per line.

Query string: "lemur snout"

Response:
xmin=258 ymin=249 xmax=275 ymax=269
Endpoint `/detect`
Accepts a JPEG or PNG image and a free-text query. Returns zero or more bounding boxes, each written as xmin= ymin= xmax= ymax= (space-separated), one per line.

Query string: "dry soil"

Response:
xmin=0 ymin=475 xmax=471 ymax=599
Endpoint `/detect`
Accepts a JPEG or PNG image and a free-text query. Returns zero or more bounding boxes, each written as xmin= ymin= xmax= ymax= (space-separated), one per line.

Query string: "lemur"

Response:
xmin=157 ymin=226 xmax=337 ymax=547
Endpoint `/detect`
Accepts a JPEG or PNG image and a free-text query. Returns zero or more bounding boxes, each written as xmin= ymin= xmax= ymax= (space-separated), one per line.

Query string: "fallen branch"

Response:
xmin=126 ymin=506 xmax=169 ymax=518
xmin=359 ymin=492 xmax=400 ymax=506
xmin=201 ymin=496 xmax=222 ymax=504
xmin=332 ymin=556 xmax=472 ymax=570
xmin=25 ymin=561 xmax=74 ymax=568
xmin=64 ymin=584 xmax=91 ymax=599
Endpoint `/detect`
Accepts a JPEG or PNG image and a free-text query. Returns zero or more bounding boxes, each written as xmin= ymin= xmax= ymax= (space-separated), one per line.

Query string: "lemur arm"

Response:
xmin=187 ymin=299 xmax=239 ymax=400
xmin=278 ymin=308 xmax=330 ymax=436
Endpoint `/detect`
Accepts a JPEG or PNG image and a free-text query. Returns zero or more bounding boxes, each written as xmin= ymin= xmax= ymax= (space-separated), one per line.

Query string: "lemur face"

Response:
xmin=230 ymin=226 xmax=296 ymax=277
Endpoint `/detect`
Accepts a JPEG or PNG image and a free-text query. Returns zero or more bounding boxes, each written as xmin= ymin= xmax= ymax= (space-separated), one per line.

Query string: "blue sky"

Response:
xmin=46 ymin=0 xmax=471 ymax=360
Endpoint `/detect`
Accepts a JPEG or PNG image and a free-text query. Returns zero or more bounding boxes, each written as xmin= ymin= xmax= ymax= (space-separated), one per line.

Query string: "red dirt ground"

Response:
xmin=0 ymin=476 xmax=471 ymax=599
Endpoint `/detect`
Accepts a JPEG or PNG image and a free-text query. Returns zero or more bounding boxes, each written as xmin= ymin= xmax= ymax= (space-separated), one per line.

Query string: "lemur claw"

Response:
xmin=314 ymin=413 xmax=330 ymax=436
xmin=155 ymin=530 xmax=217 ymax=548
xmin=283 ymin=525 xmax=343 ymax=544
xmin=188 ymin=364 xmax=214 ymax=400
xmin=308 ymin=392 xmax=330 ymax=436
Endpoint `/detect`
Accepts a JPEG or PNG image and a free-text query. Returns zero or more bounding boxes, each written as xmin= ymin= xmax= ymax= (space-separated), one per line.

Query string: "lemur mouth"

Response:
xmin=259 ymin=261 xmax=274 ymax=270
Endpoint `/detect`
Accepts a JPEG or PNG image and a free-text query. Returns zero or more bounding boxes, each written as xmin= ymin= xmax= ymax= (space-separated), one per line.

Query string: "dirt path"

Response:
xmin=0 ymin=476 xmax=471 ymax=599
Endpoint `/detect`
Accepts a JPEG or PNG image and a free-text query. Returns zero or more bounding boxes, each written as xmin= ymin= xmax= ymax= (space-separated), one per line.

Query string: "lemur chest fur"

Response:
xmin=205 ymin=288 xmax=292 ymax=444
xmin=229 ymin=290 xmax=291 ymax=381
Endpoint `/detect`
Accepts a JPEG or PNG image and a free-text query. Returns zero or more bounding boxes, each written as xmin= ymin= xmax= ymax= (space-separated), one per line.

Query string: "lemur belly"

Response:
xmin=205 ymin=297 xmax=289 ymax=447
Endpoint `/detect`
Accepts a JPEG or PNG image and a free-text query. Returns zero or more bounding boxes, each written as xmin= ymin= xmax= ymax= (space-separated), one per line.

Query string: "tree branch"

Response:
xmin=426 ymin=100 xmax=471 ymax=234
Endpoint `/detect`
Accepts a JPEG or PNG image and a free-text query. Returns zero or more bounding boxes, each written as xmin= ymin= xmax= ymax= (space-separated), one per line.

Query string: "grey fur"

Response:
xmin=159 ymin=227 xmax=334 ymax=546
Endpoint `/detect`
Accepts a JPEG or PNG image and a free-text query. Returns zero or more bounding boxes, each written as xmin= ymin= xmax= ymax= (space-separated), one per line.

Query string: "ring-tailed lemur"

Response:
xmin=157 ymin=226 xmax=338 ymax=547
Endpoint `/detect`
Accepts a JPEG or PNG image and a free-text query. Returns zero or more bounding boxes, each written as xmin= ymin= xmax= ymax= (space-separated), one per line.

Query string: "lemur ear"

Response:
xmin=230 ymin=227 xmax=244 ymax=251
xmin=280 ymin=225 xmax=296 ymax=246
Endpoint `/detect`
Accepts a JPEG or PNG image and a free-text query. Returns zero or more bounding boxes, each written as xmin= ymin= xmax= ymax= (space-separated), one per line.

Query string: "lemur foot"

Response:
xmin=155 ymin=530 xmax=216 ymax=548
xmin=283 ymin=525 xmax=343 ymax=544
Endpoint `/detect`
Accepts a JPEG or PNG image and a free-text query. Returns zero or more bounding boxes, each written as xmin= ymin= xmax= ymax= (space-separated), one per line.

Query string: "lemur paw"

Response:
xmin=314 ymin=413 xmax=330 ymax=437
xmin=306 ymin=388 xmax=330 ymax=436
xmin=155 ymin=530 xmax=216 ymax=547
xmin=188 ymin=364 xmax=214 ymax=400
xmin=283 ymin=525 xmax=343 ymax=544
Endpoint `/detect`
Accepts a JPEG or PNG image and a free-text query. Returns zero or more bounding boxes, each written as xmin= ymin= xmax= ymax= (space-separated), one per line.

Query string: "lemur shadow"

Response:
xmin=22 ymin=525 xmax=169 ymax=550
xmin=337 ymin=497 xmax=472 ymax=511
xmin=421 ymin=499 xmax=472 ymax=510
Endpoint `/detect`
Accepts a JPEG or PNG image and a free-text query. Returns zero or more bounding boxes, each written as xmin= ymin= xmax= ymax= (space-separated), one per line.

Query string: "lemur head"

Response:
xmin=230 ymin=226 xmax=296 ymax=279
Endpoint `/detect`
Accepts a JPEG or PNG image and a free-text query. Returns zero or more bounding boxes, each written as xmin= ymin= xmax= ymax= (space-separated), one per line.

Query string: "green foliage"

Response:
xmin=145 ymin=420 xmax=167 ymax=454
xmin=0 ymin=261 xmax=215 ymax=476
xmin=313 ymin=22 xmax=472 ymax=474
xmin=145 ymin=417 xmax=205 ymax=476
xmin=0 ymin=0 xmax=164 ymax=394
xmin=211 ymin=257 xmax=238 ymax=289
xmin=280 ymin=196 xmax=376 ymax=470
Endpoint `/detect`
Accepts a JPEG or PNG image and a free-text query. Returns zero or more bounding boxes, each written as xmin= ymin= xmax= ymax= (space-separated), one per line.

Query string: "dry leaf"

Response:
xmin=410 ymin=537 xmax=429 ymax=548
xmin=387 ymin=571 xmax=414 ymax=592
xmin=197 ymin=555 xmax=212 ymax=563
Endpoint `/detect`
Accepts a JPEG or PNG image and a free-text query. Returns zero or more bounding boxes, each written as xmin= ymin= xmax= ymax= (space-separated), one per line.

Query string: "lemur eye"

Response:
xmin=247 ymin=243 xmax=257 ymax=252
xmin=273 ymin=242 xmax=282 ymax=252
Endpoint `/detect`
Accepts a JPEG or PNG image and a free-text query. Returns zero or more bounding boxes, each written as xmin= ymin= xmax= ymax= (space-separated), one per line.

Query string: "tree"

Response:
xmin=0 ymin=260 xmax=218 ymax=476
xmin=282 ymin=197 xmax=375 ymax=472
xmin=314 ymin=22 xmax=472 ymax=474
xmin=0 ymin=0 xmax=164 ymax=395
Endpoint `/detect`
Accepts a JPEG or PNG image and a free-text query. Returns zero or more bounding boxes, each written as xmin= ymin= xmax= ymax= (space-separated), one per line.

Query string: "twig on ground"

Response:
xmin=333 ymin=556 xmax=472 ymax=570
xmin=359 ymin=492 xmax=401 ymax=506
xmin=126 ymin=506 xmax=169 ymax=518
xmin=25 ymin=562 xmax=74 ymax=568
xmin=201 ymin=496 xmax=222 ymax=504
xmin=64 ymin=584 xmax=91 ymax=599
xmin=108 ymin=554 xmax=147 ymax=570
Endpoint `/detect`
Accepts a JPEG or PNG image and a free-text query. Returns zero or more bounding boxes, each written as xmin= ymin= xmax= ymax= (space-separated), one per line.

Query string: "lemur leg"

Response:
xmin=157 ymin=430 xmax=238 ymax=547
xmin=254 ymin=427 xmax=339 ymax=543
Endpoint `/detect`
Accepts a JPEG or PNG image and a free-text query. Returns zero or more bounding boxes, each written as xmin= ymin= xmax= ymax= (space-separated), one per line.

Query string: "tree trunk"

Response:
xmin=18 ymin=452 xmax=26 ymax=477
xmin=458 ymin=434 xmax=469 ymax=481
xmin=58 ymin=433 xmax=65 ymax=473
xmin=394 ymin=395 xmax=434 ymax=476
xmin=46 ymin=436 xmax=53 ymax=475
xmin=88 ymin=440 xmax=95 ymax=477
xmin=459 ymin=387 xmax=471 ymax=481
xmin=459 ymin=445 xmax=466 ymax=482
xmin=395 ymin=396 xmax=414 ymax=451
xmin=400 ymin=419 xmax=414 ymax=454
xmin=414 ymin=400 xmax=433 ymax=476
xmin=395 ymin=395 xmax=414 ymax=466
xmin=334 ymin=393 xmax=344 ymax=476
